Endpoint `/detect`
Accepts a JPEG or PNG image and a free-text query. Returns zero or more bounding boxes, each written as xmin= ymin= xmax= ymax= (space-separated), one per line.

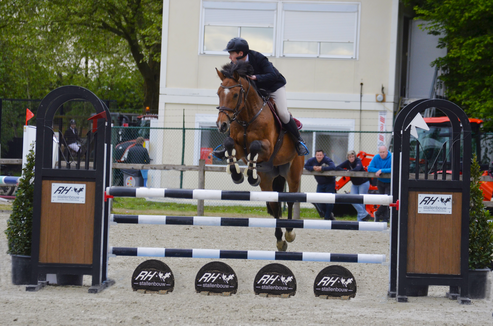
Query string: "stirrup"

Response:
xmin=212 ymin=148 xmax=226 ymax=160
xmin=296 ymin=141 xmax=309 ymax=156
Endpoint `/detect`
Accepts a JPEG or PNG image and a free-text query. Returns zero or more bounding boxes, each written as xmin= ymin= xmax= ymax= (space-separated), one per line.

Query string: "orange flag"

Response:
xmin=25 ymin=108 xmax=34 ymax=125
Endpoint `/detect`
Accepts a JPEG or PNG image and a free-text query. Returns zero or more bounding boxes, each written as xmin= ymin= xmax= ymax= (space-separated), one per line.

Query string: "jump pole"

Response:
xmin=0 ymin=176 xmax=20 ymax=186
xmin=110 ymin=247 xmax=386 ymax=264
xmin=106 ymin=187 xmax=395 ymax=207
xmin=111 ymin=214 xmax=388 ymax=232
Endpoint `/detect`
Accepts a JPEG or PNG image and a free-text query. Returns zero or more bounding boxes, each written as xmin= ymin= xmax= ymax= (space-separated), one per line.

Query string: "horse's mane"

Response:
xmin=220 ymin=61 xmax=271 ymax=97
xmin=220 ymin=61 xmax=254 ymax=79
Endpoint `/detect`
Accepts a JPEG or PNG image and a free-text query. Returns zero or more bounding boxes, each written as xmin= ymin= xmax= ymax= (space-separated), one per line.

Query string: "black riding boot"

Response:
xmin=212 ymin=148 xmax=226 ymax=160
xmin=283 ymin=117 xmax=309 ymax=156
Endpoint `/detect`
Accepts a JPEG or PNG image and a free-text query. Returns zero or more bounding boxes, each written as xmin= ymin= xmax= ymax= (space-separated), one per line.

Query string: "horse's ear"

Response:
xmin=216 ymin=68 xmax=225 ymax=81
xmin=233 ymin=70 xmax=240 ymax=81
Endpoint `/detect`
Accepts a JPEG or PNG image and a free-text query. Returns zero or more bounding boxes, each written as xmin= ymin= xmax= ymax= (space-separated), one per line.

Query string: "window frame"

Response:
xmin=199 ymin=1 xmax=361 ymax=59
xmin=199 ymin=1 xmax=278 ymax=56
xmin=280 ymin=2 xmax=360 ymax=59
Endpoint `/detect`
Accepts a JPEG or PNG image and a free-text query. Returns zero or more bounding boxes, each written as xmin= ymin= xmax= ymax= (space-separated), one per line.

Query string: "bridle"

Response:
xmin=216 ymin=78 xmax=265 ymax=128
xmin=216 ymin=77 xmax=267 ymax=154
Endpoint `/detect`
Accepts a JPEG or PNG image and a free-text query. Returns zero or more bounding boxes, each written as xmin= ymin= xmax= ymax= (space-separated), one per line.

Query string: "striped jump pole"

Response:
xmin=110 ymin=247 xmax=386 ymax=264
xmin=0 ymin=176 xmax=20 ymax=186
xmin=106 ymin=187 xmax=395 ymax=206
xmin=111 ymin=214 xmax=388 ymax=232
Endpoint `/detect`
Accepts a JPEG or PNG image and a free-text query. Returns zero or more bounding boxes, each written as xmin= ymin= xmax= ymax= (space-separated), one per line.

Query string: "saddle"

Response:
xmin=254 ymin=98 xmax=303 ymax=173
xmin=266 ymin=98 xmax=303 ymax=130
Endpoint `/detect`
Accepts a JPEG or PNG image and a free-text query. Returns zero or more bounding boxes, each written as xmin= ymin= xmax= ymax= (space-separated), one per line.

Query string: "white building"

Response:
xmin=154 ymin=0 xmax=443 ymax=194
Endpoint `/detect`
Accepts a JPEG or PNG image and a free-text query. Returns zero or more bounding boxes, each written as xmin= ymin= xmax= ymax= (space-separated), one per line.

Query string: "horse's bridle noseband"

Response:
xmin=217 ymin=78 xmax=267 ymax=129
xmin=216 ymin=80 xmax=249 ymax=124
xmin=216 ymin=77 xmax=269 ymax=155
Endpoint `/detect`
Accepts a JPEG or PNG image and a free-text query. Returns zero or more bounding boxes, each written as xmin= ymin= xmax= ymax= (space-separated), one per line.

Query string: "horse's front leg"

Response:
xmin=244 ymin=140 xmax=263 ymax=186
xmin=244 ymin=140 xmax=272 ymax=187
xmin=224 ymin=137 xmax=244 ymax=184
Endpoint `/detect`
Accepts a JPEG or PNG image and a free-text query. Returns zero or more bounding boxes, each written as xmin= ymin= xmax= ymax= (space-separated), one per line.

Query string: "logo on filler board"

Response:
xmin=51 ymin=183 xmax=86 ymax=204
xmin=418 ymin=194 xmax=452 ymax=214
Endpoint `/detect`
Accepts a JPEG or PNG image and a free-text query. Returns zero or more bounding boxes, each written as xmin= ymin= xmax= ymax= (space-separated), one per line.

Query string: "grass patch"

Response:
xmin=0 ymin=203 xmax=13 ymax=211
xmin=111 ymin=197 xmax=357 ymax=221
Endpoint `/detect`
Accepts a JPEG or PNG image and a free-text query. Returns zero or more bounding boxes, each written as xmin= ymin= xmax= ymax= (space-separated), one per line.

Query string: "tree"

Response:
xmin=0 ymin=0 xmax=161 ymax=155
xmin=406 ymin=0 xmax=493 ymax=129
xmin=54 ymin=0 xmax=163 ymax=113
xmin=0 ymin=0 xmax=162 ymax=113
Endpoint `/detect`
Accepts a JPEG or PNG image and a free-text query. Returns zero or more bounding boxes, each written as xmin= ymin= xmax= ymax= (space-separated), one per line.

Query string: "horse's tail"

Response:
xmin=266 ymin=175 xmax=286 ymax=217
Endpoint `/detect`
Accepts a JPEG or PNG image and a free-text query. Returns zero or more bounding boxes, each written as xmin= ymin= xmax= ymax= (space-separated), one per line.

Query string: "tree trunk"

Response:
xmin=143 ymin=64 xmax=160 ymax=114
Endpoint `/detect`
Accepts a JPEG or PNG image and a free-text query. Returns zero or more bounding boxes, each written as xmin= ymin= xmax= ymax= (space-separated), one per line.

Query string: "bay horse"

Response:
xmin=215 ymin=61 xmax=305 ymax=251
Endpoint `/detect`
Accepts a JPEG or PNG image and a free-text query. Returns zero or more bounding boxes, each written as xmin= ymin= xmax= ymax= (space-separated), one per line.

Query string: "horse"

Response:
xmin=215 ymin=61 xmax=305 ymax=251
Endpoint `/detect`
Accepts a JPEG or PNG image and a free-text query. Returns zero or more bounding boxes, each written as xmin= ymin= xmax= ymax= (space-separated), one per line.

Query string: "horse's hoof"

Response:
xmin=232 ymin=173 xmax=244 ymax=184
xmin=248 ymin=175 xmax=261 ymax=187
xmin=277 ymin=240 xmax=288 ymax=251
xmin=285 ymin=230 xmax=296 ymax=243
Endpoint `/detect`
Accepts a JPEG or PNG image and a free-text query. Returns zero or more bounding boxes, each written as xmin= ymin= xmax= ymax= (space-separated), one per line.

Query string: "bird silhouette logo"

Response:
xmin=73 ymin=187 xmax=84 ymax=195
xmin=340 ymin=277 xmax=353 ymax=287
xmin=158 ymin=272 xmax=171 ymax=282
xmin=280 ymin=276 xmax=293 ymax=285
xmin=222 ymin=274 xmax=235 ymax=283
xmin=440 ymin=197 xmax=451 ymax=205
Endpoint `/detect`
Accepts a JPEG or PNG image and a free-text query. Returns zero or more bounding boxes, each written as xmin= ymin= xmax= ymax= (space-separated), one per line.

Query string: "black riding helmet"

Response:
xmin=70 ymin=119 xmax=76 ymax=125
xmin=224 ymin=37 xmax=249 ymax=59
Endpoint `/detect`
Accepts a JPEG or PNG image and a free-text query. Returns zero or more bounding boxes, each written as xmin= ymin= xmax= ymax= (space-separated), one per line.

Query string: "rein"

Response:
xmin=217 ymin=78 xmax=267 ymax=154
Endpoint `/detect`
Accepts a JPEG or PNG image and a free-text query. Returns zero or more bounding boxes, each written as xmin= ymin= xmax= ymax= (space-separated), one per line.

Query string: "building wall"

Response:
xmin=158 ymin=0 xmax=399 ymax=190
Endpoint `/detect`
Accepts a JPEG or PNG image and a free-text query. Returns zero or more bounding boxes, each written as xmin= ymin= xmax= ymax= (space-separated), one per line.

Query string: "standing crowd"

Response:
xmin=304 ymin=145 xmax=392 ymax=222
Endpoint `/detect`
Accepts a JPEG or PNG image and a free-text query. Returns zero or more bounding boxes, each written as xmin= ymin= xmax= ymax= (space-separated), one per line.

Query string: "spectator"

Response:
xmin=304 ymin=150 xmax=336 ymax=220
xmin=63 ymin=119 xmax=81 ymax=153
xmin=336 ymin=150 xmax=372 ymax=221
xmin=367 ymin=145 xmax=392 ymax=222
xmin=126 ymin=137 xmax=150 ymax=164
xmin=123 ymin=137 xmax=151 ymax=186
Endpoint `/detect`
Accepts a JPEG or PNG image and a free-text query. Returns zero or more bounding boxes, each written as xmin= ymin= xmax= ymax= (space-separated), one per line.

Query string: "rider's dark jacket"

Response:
xmin=64 ymin=127 xmax=81 ymax=145
xmin=247 ymin=50 xmax=286 ymax=92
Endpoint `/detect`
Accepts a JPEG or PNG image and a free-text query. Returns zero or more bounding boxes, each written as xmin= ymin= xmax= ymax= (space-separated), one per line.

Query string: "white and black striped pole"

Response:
xmin=110 ymin=247 xmax=386 ymax=264
xmin=110 ymin=214 xmax=388 ymax=231
xmin=106 ymin=187 xmax=394 ymax=206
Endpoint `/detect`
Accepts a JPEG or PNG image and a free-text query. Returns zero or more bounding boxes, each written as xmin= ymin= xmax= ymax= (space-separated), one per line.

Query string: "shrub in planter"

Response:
xmin=469 ymin=156 xmax=493 ymax=270
xmin=468 ymin=155 xmax=493 ymax=299
xmin=5 ymin=145 xmax=35 ymax=256
xmin=4 ymin=145 xmax=35 ymax=284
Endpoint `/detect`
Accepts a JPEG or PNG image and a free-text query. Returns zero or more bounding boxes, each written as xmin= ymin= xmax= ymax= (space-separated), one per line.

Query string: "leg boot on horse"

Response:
xmin=244 ymin=140 xmax=262 ymax=187
xmin=224 ymin=137 xmax=244 ymax=184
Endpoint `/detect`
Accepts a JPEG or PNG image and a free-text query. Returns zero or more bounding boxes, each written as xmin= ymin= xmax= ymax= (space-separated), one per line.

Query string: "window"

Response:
xmin=194 ymin=114 xmax=245 ymax=166
xmin=195 ymin=115 xmax=354 ymax=165
xmin=281 ymin=3 xmax=359 ymax=58
xmin=201 ymin=1 xmax=276 ymax=55
xmin=200 ymin=1 xmax=360 ymax=59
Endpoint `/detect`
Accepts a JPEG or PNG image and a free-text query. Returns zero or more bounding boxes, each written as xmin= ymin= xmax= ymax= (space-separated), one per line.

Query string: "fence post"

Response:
xmin=197 ymin=159 xmax=205 ymax=215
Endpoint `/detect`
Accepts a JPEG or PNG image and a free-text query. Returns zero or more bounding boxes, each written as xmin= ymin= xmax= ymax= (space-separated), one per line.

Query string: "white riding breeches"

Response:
xmin=270 ymin=86 xmax=290 ymax=124
xmin=68 ymin=143 xmax=80 ymax=152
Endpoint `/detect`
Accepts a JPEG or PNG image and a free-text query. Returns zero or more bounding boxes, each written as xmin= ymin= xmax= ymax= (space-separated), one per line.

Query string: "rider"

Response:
xmin=64 ymin=119 xmax=82 ymax=153
xmin=213 ymin=37 xmax=309 ymax=158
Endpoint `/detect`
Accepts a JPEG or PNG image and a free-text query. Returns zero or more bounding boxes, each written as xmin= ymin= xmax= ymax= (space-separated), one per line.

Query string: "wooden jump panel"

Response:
xmin=39 ymin=180 xmax=95 ymax=264
xmin=406 ymin=191 xmax=461 ymax=275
